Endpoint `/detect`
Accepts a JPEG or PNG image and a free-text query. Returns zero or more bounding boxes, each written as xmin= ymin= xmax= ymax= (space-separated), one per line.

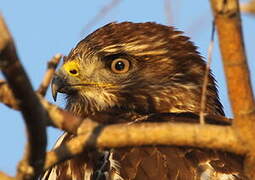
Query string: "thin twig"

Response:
xmin=0 ymin=80 xmax=19 ymax=109
xmin=241 ymin=0 xmax=255 ymax=15
xmin=37 ymin=54 xmax=61 ymax=96
xmin=164 ymin=0 xmax=173 ymax=25
xmin=80 ymin=0 xmax=121 ymax=34
xmin=200 ymin=21 xmax=215 ymax=124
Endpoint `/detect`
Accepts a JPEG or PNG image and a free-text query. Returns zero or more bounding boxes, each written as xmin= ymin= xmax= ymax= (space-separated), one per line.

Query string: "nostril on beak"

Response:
xmin=69 ymin=69 xmax=78 ymax=75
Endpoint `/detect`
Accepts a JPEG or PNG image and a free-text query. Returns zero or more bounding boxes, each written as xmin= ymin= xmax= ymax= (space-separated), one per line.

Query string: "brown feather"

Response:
xmin=41 ymin=22 xmax=246 ymax=180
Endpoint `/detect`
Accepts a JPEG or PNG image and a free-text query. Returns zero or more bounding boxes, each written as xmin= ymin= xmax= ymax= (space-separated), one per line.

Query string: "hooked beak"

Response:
xmin=51 ymin=76 xmax=61 ymax=101
xmin=51 ymin=75 xmax=73 ymax=101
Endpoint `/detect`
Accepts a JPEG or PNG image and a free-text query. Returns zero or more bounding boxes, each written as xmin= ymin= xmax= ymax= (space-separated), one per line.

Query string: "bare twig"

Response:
xmin=0 ymin=80 xmax=19 ymax=109
xmin=37 ymin=54 xmax=61 ymax=96
xmin=81 ymin=0 xmax=121 ymax=34
xmin=164 ymin=0 xmax=173 ymax=25
xmin=0 ymin=15 xmax=47 ymax=179
xmin=200 ymin=21 xmax=215 ymax=124
xmin=241 ymin=0 xmax=255 ymax=15
xmin=210 ymin=0 xmax=255 ymax=178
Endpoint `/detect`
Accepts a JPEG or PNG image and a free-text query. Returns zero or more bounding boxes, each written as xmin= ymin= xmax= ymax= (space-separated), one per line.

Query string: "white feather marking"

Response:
xmin=109 ymin=151 xmax=121 ymax=170
xmin=66 ymin=161 xmax=72 ymax=176
xmin=84 ymin=168 xmax=93 ymax=180
xmin=123 ymin=43 xmax=150 ymax=51
xmin=134 ymin=49 xmax=168 ymax=56
xmin=53 ymin=132 xmax=68 ymax=148
xmin=217 ymin=174 xmax=239 ymax=180
xmin=41 ymin=166 xmax=58 ymax=180
xmin=40 ymin=133 xmax=68 ymax=180
xmin=41 ymin=133 xmax=94 ymax=180
xmin=100 ymin=44 xmax=122 ymax=52
xmin=108 ymin=151 xmax=124 ymax=180
xmin=199 ymin=161 xmax=238 ymax=180
xmin=171 ymin=33 xmax=182 ymax=39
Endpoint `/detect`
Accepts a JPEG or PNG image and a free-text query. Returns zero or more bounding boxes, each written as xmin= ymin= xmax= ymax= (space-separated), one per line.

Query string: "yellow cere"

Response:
xmin=63 ymin=61 xmax=80 ymax=77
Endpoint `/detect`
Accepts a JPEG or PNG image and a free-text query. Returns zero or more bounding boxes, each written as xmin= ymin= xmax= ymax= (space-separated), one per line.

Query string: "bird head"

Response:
xmin=51 ymin=22 xmax=223 ymax=118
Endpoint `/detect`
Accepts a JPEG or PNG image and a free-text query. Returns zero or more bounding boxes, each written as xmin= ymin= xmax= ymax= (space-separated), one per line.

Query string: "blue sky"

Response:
xmin=0 ymin=0 xmax=254 ymax=175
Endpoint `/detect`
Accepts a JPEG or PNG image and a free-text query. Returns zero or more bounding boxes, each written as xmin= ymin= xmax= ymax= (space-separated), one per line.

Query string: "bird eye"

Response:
xmin=111 ymin=59 xmax=130 ymax=74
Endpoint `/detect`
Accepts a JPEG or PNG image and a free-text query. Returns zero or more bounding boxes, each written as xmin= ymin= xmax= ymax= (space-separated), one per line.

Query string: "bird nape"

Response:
xmin=42 ymin=22 xmax=245 ymax=180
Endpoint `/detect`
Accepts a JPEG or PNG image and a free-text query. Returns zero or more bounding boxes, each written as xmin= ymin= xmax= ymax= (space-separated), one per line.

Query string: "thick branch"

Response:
xmin=0 ymin=15 xmax=47 ymax=179
xmin=210 ymin=0 xmax=255 ymax=178
xmin=210 ymin=0 xmax=255 ymax=122
xmin=44 ymin=120 xmax=246 ymax=170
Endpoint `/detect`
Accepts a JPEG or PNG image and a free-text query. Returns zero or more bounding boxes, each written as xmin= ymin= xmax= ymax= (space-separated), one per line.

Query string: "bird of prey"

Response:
xmin=42 ymin=22 xmax=245 ymax=180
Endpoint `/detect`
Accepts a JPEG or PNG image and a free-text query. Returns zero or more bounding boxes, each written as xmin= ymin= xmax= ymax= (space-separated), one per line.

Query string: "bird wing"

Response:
xmin=111 ymin=147 xmax=245 ymax=180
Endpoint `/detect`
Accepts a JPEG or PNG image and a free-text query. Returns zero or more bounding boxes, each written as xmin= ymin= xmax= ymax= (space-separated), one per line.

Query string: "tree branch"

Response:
xmin=0 ymin=15 xmax=47 ymax=180
xmin=0 ymin=1 xmax=254 ymax=178
xmin=0 ymin=80 xmax=19 ymax=110
xmin=241 ymin=0 xmax=255 ymax=15
xmin=0 ymin=171 xmax=14 ymax=180
xmin=43 ymin=119 xmax=247 ymax=171
xmin=0 ymin=52 xmax=61 ymax=110
xmin=39 ymin=97 xmax=83 ymax=133
xmin=210 ymin=0 xmax=255 ymax=178
xmin=0 ymin=81 xmax=83 ymax=134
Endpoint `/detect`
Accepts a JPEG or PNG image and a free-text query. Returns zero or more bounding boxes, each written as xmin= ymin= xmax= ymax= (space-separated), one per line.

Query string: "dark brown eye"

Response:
xmin=111 ymin=59 xmax=130 ymax=74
